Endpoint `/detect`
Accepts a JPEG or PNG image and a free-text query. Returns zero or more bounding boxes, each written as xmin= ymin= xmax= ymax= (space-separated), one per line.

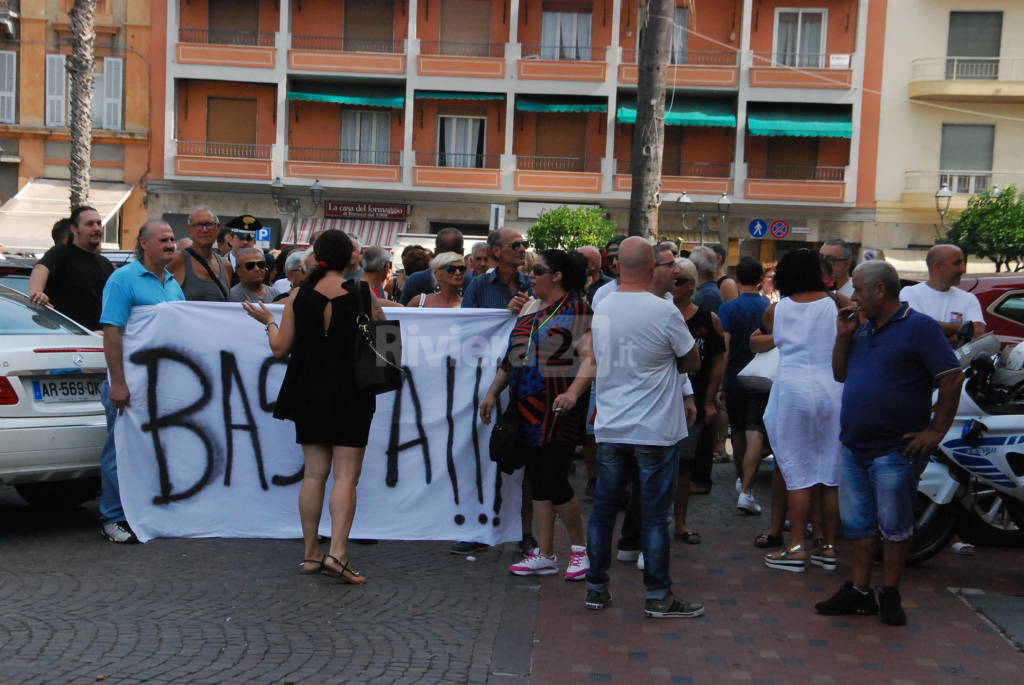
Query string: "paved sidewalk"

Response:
xmin=531 ymin=465 xmax=1024 ymax=685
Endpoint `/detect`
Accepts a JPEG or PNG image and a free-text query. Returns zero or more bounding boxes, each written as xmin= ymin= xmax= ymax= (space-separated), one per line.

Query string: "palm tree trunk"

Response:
xmin=68 ymin=0 xmax=97 ymax=210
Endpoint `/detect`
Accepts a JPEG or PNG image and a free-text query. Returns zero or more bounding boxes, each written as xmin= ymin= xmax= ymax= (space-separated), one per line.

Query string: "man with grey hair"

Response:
xmin=169 ymin=206 xmax=231 ymax=301
xmin=690 ymin=246 xmax=723 ymax=313
xmin=98 ymin=220 xmax=184 ymax=543
xmin=817 ymin=259 xmax=962 ymax=626
xmin=820 ymin=238 xmax=855 ymax=298
xmin=467 ymin=240 xmax=489 ymax=279
xmin=399 ymin=227 xmax=465 ymax=304
xmin=359 ymin=246 xmax=401 ymax=306
xmin=229 ymin=246 xmax=281 ymax=303
xmin=577 ymin=245 xmax=611 ymax=298
xmin=900 ymin=244 xmax=985 ymax=344
xmin=272 ymin=249 xmax=307 ymax=294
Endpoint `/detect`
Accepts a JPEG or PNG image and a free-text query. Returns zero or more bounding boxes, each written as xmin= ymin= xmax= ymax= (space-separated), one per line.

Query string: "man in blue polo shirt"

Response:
xmin=461 ymin=228 xmax=532 ymax=312
xmin=98 ymin=220 xmax=185 ymax=543
xmin=816 ymin=260 xmax=961 ymax=626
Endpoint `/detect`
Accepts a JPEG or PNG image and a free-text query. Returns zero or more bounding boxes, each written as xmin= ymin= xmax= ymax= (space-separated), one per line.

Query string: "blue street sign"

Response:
xmin=255 ymin=227 xmax=271 ymax=249
xmin=748 ymin=219 xmax=768 ymax=238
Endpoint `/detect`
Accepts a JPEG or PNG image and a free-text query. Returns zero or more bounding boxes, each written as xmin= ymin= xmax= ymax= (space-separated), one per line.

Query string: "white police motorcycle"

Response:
xmin=911 ymin=333 xmax=1024 ymax=563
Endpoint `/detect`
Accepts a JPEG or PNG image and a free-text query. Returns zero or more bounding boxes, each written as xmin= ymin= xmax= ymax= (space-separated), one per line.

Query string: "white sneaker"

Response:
xmin=564 ymin=545 xmax=589 ymax=581
xmin=616 ymin=549 xmax=640 ymax=562
xmin=101 ymin=520 xmax=139 ymax=543
xmin=636 ymin=552 xmax=645 ymax=570
xmin=735 ymin=477 xmax=743 ymax=494
xmin=737 ymin=492 xmax=763 ymax=515
xmin=507 ymin=549 xmax=558 ymax=576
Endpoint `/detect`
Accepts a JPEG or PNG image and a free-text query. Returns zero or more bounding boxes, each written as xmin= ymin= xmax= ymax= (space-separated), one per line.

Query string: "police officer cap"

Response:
xmin=225 ymin=214 xmax=263 ymax=237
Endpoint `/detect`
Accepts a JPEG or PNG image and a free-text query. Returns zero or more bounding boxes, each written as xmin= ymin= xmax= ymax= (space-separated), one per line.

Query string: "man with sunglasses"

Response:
xmin=229 ymin=247 xmax=281 ymax=304
xmin=589 ymin=235 xmax=627 ymax=309
xmin=169 ymin=206 xmax=232 ymax=301
xmin=461 ymin=228 xmax=532 ymax=312
xmin=820 ymin=238 xmax=855 ymax=298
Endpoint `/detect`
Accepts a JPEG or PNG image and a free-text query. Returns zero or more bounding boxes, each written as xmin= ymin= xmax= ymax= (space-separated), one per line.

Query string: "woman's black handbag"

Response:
xmin=489 ymin=397 xmax=525 ymax=474
xmin=353 ymin=281 xmax=405 ymax=395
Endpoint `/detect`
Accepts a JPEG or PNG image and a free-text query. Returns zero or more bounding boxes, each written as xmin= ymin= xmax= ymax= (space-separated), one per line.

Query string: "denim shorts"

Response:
xmin=839 ymin=446 xmax=920 ymax=542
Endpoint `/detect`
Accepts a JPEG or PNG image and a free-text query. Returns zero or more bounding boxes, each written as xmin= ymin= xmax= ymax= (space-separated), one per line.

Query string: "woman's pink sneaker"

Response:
xmin=564 ymin=545 xmax=590 ymax=581
xmin=508 ymin=549 xmax=558 ymax=576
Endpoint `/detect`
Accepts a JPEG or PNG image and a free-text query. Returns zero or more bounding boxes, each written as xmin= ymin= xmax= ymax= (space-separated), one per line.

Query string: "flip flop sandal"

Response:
xmin=322 ymin=554 xmax=368 ymax=585
xmin=765 ymin=544 xmax=807 ymax=573
xmin=298 ymin=558 xmax=324 ymax=575
xmin=676 ymin=531 xmax=702 ymax=545
xmin=753 ymin=533 xmax=783 ymax=548
xmin=810 ymin=544 xmax=838 ymax=570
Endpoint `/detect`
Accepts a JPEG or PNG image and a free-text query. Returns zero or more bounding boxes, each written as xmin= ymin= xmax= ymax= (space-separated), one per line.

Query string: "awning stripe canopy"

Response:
xmin=415 ymin=91 xmax=505 ymax=101
xmin=287 ymin=82 xmax=405 ymax=109
xmin=747 ymin=105 xmax=852 ymax=138
xmin=0 ymin=179 xmax=133 ymax=251
xmin=284 ymin=217 xmax=405 ymax=249
xmin=515 ymin=96 xmax=607 ymax=113
xmin=617 ymin=98 xmax=736 ymax=127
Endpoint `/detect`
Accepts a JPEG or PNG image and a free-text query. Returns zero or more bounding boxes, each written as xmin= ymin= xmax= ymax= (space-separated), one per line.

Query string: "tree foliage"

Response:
xmin=946 ymin=186 xmax=1024 ymax=272
xmin=527 ymin=206 xmax=618 ymax=251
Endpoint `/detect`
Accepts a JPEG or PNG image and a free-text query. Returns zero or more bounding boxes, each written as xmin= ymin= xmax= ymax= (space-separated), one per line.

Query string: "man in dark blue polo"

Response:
xmin=461 ymin=228 xmax=532 ymax=312
xmin=817 ymin=260 xmax=962 ymax=626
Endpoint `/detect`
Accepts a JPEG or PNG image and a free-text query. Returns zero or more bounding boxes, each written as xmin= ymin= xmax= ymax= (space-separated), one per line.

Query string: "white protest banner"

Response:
xmin=115 ymin=302 xmax=522 ymax=544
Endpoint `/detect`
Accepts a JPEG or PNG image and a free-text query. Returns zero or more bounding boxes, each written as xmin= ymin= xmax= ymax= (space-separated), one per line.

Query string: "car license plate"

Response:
xmin=31 ymin=376 xmax=105 ymax=403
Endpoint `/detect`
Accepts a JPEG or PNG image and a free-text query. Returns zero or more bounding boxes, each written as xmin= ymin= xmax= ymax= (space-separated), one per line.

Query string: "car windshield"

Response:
xmin=0 ymin=289 xmax=90 ymax=335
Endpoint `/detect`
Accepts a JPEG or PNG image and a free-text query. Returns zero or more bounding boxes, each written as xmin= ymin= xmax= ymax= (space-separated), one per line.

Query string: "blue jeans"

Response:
xmin=99 ymin=380 xmax=125 ymax=522
xmin=839 ymin=446 xmax=919 ymax=542
xmin=587 ymin=442 xmax=679 ymax=599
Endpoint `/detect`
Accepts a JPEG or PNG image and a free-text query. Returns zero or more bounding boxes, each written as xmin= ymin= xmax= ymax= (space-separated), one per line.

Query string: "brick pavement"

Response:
xmin=531 ymin=464 xmax=1024 ymax=685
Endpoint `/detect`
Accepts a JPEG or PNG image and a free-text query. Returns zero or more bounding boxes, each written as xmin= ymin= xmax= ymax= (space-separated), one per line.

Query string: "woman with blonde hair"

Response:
xmin=411 ymin=251 xmax=465 ymax=308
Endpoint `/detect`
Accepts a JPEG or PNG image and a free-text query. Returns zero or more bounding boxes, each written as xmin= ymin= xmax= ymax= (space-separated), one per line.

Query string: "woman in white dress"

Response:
xmin=759 ymin=249 xmax=851 ymax=573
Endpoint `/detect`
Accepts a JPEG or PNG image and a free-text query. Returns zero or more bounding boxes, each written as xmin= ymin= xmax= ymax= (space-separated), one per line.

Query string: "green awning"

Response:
xmin=747 ymin=105 xmax=852 ymax=138
xmin=415 ymin=91 xmax=505 ymax=101
xmin=515 ymin=96 xmax=607 ymax=113
xmin=287 ymin=82 xmax=405 ymax=109
xmin=617 ymin=98 xmax=736 ymax=127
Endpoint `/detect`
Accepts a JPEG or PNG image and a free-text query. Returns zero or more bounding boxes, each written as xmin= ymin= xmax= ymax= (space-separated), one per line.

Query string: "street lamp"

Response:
xmin=678 ymin=192 xmax=731 ymax=245
xmin=935 ymin=183 xmax=953 ymax=229
xmin=271 ymin=177 xmax=325 ymax=245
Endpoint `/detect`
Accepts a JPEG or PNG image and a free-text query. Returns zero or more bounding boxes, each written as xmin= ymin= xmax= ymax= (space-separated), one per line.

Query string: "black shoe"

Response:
xmin=100 ymin=520 xmax=139 ymax=544
xmin=644 ymin=594 xmax=705 ymax=619
xmin=878 ymin=586 xmax=906 ymax=626
xmin=585 ymin=589 xmax=612 ymax=610
xmin=815 ymin=581 xmax=878 ymax=616
xmin=518 ymin=534 xmax=538 ymax=557
xmin=449 ymin=541 xmax=488 ymax=555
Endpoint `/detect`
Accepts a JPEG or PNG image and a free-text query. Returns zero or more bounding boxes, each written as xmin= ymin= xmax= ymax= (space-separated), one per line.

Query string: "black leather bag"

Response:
xmin=353 ymin=281 xmax=405 ymax=395
xmin=489 ymin=396 xmax=525 ymax=474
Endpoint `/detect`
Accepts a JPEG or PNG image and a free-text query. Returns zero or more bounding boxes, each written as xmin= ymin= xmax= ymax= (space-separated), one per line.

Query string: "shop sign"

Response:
xmin=325 ymin=202 xmax=407 ymax=221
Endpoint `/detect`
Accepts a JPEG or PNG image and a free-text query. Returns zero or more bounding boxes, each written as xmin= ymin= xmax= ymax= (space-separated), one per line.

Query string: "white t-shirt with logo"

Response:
xmin=900 ymin=282 xmax=984 ymax=326
xmin=592 ymin=291 xmax=696 ymax=446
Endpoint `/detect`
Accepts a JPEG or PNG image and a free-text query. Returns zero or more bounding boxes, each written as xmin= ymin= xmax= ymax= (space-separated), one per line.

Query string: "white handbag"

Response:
xmin=736 ymin=347 xmax=779 ymax=392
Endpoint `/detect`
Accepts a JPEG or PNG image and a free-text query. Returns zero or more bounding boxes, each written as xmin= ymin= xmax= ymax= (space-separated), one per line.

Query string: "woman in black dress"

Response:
xmin=242 ymin=230 xmax=383 ymax=584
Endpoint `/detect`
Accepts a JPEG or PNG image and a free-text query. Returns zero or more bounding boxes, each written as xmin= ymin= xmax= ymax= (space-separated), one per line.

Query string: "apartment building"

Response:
xmin=874 ymin=0 xmax=1024 ymax=269
xmin=0 ymin=0 xmax=151 ymax=251
xmin=147 ymin=0 xmax=885 ymax=258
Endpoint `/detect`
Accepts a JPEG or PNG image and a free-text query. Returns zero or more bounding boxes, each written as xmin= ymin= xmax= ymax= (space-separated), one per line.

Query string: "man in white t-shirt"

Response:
xmin=900 ymin=244 xmax=986 ymax=343
xmin=585 ymin=237 xmax=703 ymax=619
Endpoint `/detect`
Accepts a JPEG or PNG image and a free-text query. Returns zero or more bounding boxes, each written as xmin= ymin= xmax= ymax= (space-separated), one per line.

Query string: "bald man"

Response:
xmin=586 ymin=236 xmax=703 ymax=619
xmin=578 ymin=245 xmax=611 ymax=302
xmin=899 ymin=244 xmax=985 ymax=344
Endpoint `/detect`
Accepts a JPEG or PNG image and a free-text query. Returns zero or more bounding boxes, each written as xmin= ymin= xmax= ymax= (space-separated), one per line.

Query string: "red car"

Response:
xmin=960 ymin=274 xmax=1024 ymax=347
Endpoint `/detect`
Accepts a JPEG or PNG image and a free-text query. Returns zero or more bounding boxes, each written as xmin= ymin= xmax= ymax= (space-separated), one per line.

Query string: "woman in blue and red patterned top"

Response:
xmin=480 ymin=249 xmax=595 ymax=581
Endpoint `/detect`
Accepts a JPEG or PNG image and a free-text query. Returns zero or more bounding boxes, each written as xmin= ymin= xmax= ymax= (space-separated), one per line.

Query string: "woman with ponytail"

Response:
xmin=242 ymin=230 xmax=384 ymax=584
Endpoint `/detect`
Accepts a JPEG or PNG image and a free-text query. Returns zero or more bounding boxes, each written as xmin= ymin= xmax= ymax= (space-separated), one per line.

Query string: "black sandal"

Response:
xmin=754 ymin=533 xmax=783 ymax=548
xmin=298 ymin=558 xmax=324 ymax=575
xmin=321 ymin=554 xmax=368 ymax=585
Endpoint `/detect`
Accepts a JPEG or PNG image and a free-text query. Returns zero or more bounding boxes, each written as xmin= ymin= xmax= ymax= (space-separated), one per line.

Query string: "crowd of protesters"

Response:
xmin=23 ymin=205 xmax=980 ymax=626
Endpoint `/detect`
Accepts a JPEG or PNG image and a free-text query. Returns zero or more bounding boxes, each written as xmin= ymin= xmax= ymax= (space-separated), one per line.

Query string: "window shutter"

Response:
xmin=0 ymin=51 xmax=16 ymax=124
xmin=92 ymin=70 xmax=105 ymax=128
xmin=102 ymin=57 xmax=123 ymax=130
xmin=45 ymin=54 xmax=67 ymax=127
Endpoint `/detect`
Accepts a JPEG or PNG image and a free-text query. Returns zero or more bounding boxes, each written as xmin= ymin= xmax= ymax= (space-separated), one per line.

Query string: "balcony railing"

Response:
xmin=290 ymin=35 xmax=404 ymax=53
xmin=620 ymin=49 xmax=737 ymax=66
xmin=419 ymin=41 xmax=504 ymax=58
xmin=911 ymin=57 xmax=1024 ymax=82
xmin=517 ymin=156 xmax=602 ymax=173
xmin=178 ymin=28 xmax=275 ymax=47
xmin=414 ymin=151 xmax=501 ymax=169
xmin=905 ymin=170 xmax=1024 ymax=194
xmin=177 ymin=140 xmax=273 ymax=159
xmin=288 ymin=148 xmax=402 ymax=165
xmin=751 ymin=52 xmax=832 ymax=69
xmin=520 ymin=44 xmax=607 ymax=62
xmin=616 ymin=160 xmax=732 ymax=177
xmin=747 ymin=165 xmax=845 ymax=181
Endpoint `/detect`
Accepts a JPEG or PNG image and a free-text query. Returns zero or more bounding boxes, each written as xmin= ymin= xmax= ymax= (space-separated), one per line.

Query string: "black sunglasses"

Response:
xmin=506 ymin=240 xmax=529 ymax=251
xmin=243 ymin=261 xmax=267 ymax=271
xmin=444 ymin=264 xmax=467 ymax=274
xmin=531 ymin=264 xmax=553 ymax=276
xmin=674 ymin=277 xmax=693 ymax=286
